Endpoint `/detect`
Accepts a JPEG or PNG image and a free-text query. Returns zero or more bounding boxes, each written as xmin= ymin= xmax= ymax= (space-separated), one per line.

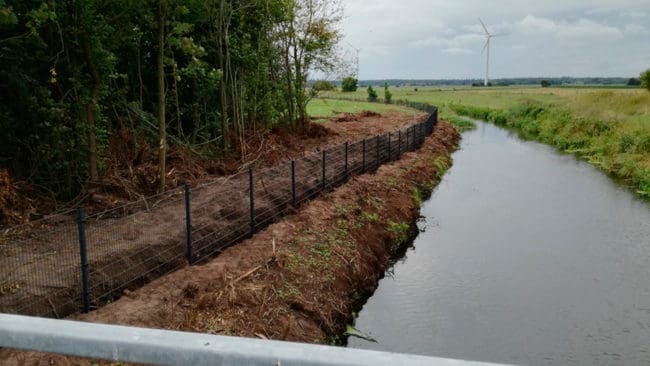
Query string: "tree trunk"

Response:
xmin=284 ymin=41 xmax=294 ymax=124
xmin=157 ymin=0 xmax=167 ymax=192
xmin=82 ymin=38 xmax=100 ymax=181
xmin=293 ymin=46 xmax=305 ymax=127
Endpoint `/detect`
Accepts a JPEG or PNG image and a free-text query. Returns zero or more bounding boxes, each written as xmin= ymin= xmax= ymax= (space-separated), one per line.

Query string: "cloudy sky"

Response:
xmin=339 ymin=0 xmax=650 ymax=79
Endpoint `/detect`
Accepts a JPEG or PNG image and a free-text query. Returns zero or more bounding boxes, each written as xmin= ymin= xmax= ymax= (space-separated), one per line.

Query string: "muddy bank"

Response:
xmin=0 ymin=121 xmax=459 ymax=365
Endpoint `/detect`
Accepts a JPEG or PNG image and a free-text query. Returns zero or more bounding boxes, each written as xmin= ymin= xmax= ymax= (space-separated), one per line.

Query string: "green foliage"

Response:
xmin=541 ymin=80 xmax=551 ymax=88
xmin=312 ymin=80 xmax=336 ymax=92
xmin=386 ymin=221 xmax=411 ymax=248
xmin=627 ymin=78 xmax=641 ymax=86
xmin=367 ymin=85 xmax=378 ymax=102
xmin=383 ymin=82 xmax=392 ymax=104
xmin=445 ymin=116 xmax=477 ymax=132
xmin=341 ymin=77 xmax=358 ymax=92
xmin=411 ymin=188 xmax=423 ymax=207
xmin=641 ymin=69 xmax=650 ymax=92
xmin=0 ymin=0 xmax=342 ymax=199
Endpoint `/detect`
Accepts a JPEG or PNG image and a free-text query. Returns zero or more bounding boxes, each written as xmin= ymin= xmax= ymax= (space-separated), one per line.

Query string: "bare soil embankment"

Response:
xmin=0 ymin=120 xmax=460 ymax=365
xmin=0 ymin=111 xmax=425 ymax=318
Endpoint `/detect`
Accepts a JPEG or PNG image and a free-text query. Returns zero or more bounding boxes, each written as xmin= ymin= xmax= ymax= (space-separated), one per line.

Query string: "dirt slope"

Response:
xmin=0 ymin=120 xmax=459 ymax=365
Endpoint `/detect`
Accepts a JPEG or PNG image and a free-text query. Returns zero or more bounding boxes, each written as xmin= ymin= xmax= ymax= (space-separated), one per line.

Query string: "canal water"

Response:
xmin=348 ymin=121 xmax=650 ymax=365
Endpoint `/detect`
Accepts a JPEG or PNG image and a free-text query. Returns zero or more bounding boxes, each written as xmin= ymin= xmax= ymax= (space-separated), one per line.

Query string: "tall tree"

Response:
xmin=0 ymin=0 xmax=343 ymax=203
xmin=156 ymin=0 xmax=167 ymax=192
xmin=280 ymin=0 xmax=341 ymax=126
xmin=641 ymin=69 xmax=650 ymax=93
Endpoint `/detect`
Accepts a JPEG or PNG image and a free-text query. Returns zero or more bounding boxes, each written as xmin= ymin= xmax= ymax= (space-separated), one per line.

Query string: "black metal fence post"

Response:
xmin=420 ymin=122 xmax=424 ymax=144
xmin=375 ymin=135 xmax=380 ymax=167
xmin=291 ymin=160 xmax=296 ymax=207
xmin=406 ymin=127 xmax=410 ymax=151
xmin=411 ymin=126 xmax=415 ymax=150
xmin=249 ymin=168 xmax=255 ymax=236
xmin=322 ymin=150 xmax=326 ymax=191
xmin=362 ymin=139 xmax=366 ymax=172
xmin=398 ymin=130 xmax=401 ymax=157
xmin=344 ymin=142 xmax=349 ymax=178
xmin=184 ymin=183 xmax=192 ymax=265
xmin=76 ymin=207 xmax=90 ymax=314
xmin=388 ymin=133 xmax=392 ymax=161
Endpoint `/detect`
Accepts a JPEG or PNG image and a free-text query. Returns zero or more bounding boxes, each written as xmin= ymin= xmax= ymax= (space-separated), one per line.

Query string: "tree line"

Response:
xmin=0 ymin=0 xmax=341 ymax=198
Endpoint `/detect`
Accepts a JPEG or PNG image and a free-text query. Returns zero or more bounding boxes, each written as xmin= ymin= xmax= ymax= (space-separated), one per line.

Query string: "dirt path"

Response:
xmin=0 ymin=111 xmax=427 ymax=318
xmin=0 ymin=120 xmax=459 ymax=366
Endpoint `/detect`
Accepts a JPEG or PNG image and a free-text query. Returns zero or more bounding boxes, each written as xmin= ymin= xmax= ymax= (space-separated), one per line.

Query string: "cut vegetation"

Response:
xmin=1 ymin=119 xmax=460 ymax=365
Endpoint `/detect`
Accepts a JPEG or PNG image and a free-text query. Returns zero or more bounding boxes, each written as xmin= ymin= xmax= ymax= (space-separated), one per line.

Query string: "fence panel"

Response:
xmin=0 ymin=110 xmax=437 ymax=318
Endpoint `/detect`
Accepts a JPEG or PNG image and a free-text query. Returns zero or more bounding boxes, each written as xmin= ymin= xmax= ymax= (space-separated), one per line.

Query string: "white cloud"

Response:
xmin=337 ymin=0 xmax=650 ymax=79
xmin=409 ymin=33 xmax=485 ymax=49
xmin=622 ymin=10 xmax=647 ymax=18
xmin=624 ymin=24 xmax=649 ymax=35
xmin=515 ymin=16 xmax=623 ymax=41
xmin=442 ymin=48 xmax=474 ymax=55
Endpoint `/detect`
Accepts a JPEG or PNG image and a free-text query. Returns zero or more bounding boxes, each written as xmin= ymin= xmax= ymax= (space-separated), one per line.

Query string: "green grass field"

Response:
xmin=322 ymin=85 xmax=650 ymax=198
xmin=306 ymin=97 xmax=418 ymax=118
xmin=322 ymin=86 xmax=650 ymax=126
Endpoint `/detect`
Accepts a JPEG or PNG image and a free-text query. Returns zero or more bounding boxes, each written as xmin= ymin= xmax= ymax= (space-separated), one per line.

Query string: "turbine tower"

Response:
xmin=479 ymin=19 xmax=505 ymax=87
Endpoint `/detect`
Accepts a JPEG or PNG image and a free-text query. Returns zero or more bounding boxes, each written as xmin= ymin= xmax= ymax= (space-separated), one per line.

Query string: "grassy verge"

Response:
xmin=444 ymin=115 xmax=477 ymax=132
xmin=324 ymin=87 xmax=649 ymax=199
xmin=450 ymin=102 xmax=650 ymax=198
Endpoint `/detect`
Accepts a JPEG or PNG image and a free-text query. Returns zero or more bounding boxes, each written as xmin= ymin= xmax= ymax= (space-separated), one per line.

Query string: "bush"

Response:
xmin=367 ymin=85 xmax=378 ymax=102
xmin=641 ymin=69 xmax=650 ymax=92
xmin=383 ymin=82 xmax=392 ymax=104
xmin=312 ymin=80 xmax=336 ymax=92
xmin=541 ymin=80 xmax=551 ymax=88
xmin=627 ymin=78 xmax=641 ymax=86
xmin=341 ymin=77 xmax=358 ymax=92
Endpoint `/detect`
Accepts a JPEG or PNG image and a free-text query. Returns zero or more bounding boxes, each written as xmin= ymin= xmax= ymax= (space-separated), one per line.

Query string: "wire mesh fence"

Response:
xmin=0 ymin=109 xmax=438 ymax=318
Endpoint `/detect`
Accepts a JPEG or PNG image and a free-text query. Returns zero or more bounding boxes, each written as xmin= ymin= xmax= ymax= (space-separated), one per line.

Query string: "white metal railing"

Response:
xmin=0 ymin=314 xmax=511 ymax=366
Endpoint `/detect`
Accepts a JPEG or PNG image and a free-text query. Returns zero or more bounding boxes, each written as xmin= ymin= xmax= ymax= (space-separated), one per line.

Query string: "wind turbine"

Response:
xmin=479 ymin=19 xmax=505 ymax=87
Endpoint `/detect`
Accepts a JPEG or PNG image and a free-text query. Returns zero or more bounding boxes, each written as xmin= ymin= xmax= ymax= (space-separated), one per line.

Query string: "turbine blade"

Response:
xmin=491 ymin=33 xmax=508 ymax=37
xmin=481 ymin=41 xmax=489 ymax=54
xmin=479 ymin=18 xmax=489 ymax=35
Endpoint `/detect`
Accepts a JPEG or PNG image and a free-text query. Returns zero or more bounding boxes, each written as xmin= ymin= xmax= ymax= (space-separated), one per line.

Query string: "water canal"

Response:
xmin=349 ymin=121 xmax=650 ymax=366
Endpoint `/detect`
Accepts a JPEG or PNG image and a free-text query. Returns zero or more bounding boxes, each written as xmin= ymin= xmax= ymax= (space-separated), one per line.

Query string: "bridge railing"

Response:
xmin=0 ymin=313 xmax=511 ymax=366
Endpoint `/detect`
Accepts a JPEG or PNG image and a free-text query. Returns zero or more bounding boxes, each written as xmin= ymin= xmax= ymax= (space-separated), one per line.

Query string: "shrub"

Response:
xmin=383 ymin=82 xmax=392 ymax=104
xmin=312 ymin=80 xmax=336 ymax=92
xmin=627 ymin=78 xmax=641 ymax=86
xmin=541 ymin=80 xmax=551 ymax=88
xmin=367 ymin=85 xmax=378 ymax=102
xmin=640 ymin=69 xmax=650 ymax=92
xmin=341 ymin=77 xmax=358 ymax=92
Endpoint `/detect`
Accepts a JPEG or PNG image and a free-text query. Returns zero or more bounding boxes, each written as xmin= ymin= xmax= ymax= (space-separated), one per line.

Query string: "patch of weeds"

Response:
xmin=433 ymin=157 xmax=450 ymax=178
xmin=386 ymin=221 xmax=410 ymax=248
xmin=384 ymin=176 xmax=401 ymax=188
xmin=365 ymin=195 xmax=384 ymax=210
xmin=411 ymin=187 xmax=423 ymax=207
xmin=311 ymin=242 xmax=331 ymax=258
xmin=274 ymin=282 xmax=302 ymax=300
xmin=362 ymin=211 xmax=380 ymax=222
xmin=445 ymin=115 xmax=477 ymax=132
xmin=334 ymin=203 xmax=355 ymax=216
